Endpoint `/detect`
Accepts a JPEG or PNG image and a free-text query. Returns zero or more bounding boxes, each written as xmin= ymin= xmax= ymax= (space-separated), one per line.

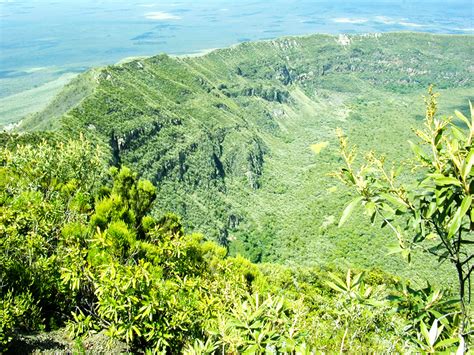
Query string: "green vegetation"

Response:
xmin=0 ymin=131 xmax=468 ymax=352
xmin=11 ymin=33 xmax=471 ymax=290
xmin=0 ymin=32 xmax=472 ymax=351
xmin=336 ymin=87 xmax=473 ymax=346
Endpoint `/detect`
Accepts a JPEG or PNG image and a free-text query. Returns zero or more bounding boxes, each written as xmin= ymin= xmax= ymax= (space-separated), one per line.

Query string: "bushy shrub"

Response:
xmin=0 ymin=291 xmax=42 ymax=351
xmin=0 ymin=136 xmax=106 ymax=351
xmin=0 ymin=132 xmax=463 ymax=352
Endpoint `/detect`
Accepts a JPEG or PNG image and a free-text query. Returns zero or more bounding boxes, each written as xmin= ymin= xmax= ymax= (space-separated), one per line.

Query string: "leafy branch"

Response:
xmin=334 ymin=87 xmax=473 ymax=349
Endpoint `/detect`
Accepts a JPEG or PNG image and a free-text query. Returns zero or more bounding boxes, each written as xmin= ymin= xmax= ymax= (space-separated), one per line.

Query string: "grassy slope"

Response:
xmin=22 ymin=32 xmax=474 ymax=289
xmin=0 ymin=73 xmax=77 ymax=128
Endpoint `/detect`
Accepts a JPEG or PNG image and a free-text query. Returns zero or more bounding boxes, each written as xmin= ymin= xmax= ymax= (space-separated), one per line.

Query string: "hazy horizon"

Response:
xmin=0 ymin=0 xmax=472 ymax=97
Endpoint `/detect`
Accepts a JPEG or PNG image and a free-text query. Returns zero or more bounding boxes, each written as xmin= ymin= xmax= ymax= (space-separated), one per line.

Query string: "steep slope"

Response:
xmin=24 ymin=32 xmax=473 ymax=286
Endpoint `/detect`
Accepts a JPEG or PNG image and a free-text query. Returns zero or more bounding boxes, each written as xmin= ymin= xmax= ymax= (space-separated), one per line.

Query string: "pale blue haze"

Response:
xmin=0 ymin=0 xmax=472 ymax=96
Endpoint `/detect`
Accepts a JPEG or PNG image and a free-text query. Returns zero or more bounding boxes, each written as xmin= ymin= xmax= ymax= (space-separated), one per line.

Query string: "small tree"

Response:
xmin=334 ymin=87 xmax=473 ymax=344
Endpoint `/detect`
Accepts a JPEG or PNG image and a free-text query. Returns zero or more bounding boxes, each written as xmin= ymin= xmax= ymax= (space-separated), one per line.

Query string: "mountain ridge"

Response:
xmin=15 ymin=31 xmax=473 ymax=284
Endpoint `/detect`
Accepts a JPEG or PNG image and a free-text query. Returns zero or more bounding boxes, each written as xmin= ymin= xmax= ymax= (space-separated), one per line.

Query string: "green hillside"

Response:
xmin=18 ymin=33 xmax=473 ymax=288
xmin=1 ymin=32 xmax=473 ymax=353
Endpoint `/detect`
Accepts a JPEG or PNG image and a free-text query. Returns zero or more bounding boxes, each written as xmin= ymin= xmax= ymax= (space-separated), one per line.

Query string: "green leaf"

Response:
xmin=424 ymin=201 xmax=437 ymax=219
xmin=342 ymin=168 xmax=355 ymax=184
xmin=460 ymin=195 xmax=472 ymax=217
xmin=448 ymin=195 xmax=472 ymax=238
xmin=381 ymin=193 xmax=408 ymax=211
xmin=451 ymin=125 xmax=467 ymax=142
xmin=386 ymin=244 xmax=404 ymax=256
xmin=380 ymin=202 xmax=396 ymax=216
xmin=346 ymin=269 xmax=351 ymax=289
xmin=409 ymin=140 xmax=429 ymax=161
xmin=338 ymin=196 xmax=363 ymax=227
xmin=420 ymin=320 xmax=430 ymax=345
xmin=434 ymin=338 xmax=458 ymax=349
xmin=455 ymin=110 xmax=471 ymax=129
xmin=327 ymin=272 xmax=348 ymax=291
xmin=326 ymin=281 xmax=345 ymax=293
xmin=364 ymin=201 xmax=376 ymax=220
xmin=132 ymin=325 xmax=142 ymax=337
xmin=429 ymin=174 xmax=462 ymax=187
xmin=352 ymin=271 xmax=364 ymax=288
xmin=243 ymin=345 xmax=259 ymax=354
xmin=463 ymin=149 xmax=474 ymax=181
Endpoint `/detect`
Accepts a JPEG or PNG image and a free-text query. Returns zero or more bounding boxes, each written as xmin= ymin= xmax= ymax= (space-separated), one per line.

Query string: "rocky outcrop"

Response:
xmin=220 ymin=85 xmax=290 ymax=104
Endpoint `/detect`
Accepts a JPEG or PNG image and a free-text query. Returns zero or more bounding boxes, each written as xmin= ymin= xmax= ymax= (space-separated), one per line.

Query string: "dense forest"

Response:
xmin=0 ymin=33 xmax=473 ymax=352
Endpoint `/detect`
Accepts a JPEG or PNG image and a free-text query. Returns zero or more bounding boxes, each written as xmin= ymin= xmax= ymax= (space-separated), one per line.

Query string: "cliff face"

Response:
xmin=26 ymin=33 xmax=473 ymax=263
xmin=55 ymin=53 xmax=276 ymax=240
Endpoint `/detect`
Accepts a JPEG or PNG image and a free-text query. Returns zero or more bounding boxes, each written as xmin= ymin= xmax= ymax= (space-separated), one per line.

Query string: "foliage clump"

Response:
xmin=335 ymin=88 xmax=472 ymax=351
xmin=0 ymin=97 xmax=470 ymax=353
xmin=0 ymin=136 xmax=106 ymax=347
